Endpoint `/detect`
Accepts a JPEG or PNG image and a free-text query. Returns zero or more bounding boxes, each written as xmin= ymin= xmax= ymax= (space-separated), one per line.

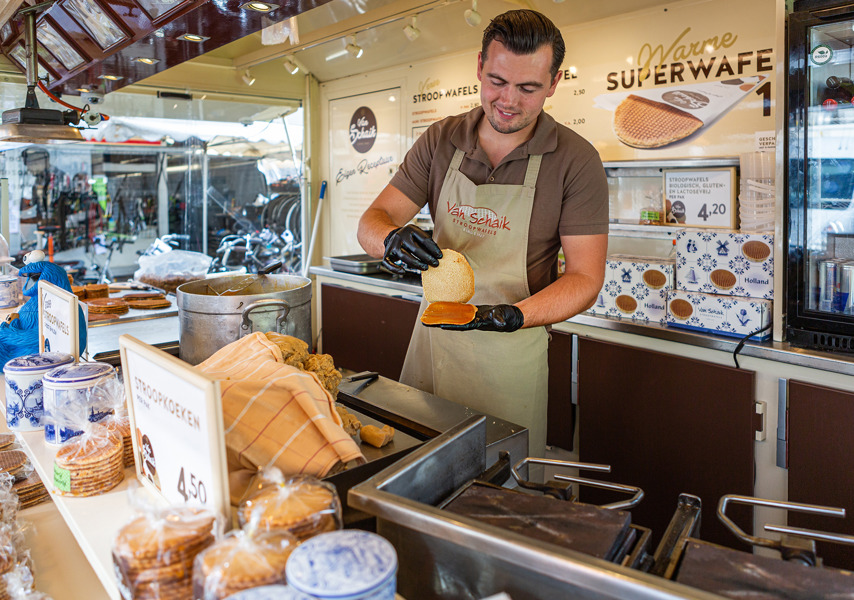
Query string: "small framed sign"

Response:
xmin=663 ymin=167 xmax=737 ymax=229
xmin=119 ymin=335 xmax=230 ymax=521
xmin=38 ymin=280 xmax=79 ymax=360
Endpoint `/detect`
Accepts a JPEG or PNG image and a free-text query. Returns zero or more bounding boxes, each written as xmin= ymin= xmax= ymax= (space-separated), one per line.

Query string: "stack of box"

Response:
xmin=666 ymin=229 xmax=773 ymax=340
xmin=587 ymin=255 xmax=675 ymax=325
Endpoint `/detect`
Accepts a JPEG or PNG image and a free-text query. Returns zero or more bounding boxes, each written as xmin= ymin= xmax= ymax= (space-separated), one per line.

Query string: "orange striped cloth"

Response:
xmin=196 ymin=332 xmax=365 ymax=479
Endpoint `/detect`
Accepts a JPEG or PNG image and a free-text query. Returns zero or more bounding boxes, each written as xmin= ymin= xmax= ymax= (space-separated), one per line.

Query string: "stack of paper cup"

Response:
xmin=739 ymin=152 xmax=775 ymax=232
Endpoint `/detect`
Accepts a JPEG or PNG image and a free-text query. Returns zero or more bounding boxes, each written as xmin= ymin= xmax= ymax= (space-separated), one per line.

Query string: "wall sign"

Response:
xmin=119 ymin=335 xmax=230 ymax=521
xmin=329 ymin=89 xmax=401 ymax=256
xmin=38 ymin=280 xmax=78 ymax=360
xmin=664 ymin=167 xmax=736 ymax=228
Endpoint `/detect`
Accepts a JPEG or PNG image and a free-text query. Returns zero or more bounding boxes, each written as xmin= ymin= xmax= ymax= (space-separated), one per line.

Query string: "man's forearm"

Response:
xmin=514 ymin=272 xmax=600 ymax=328
xmin=357 ymin=207 xmax=398 ymax=258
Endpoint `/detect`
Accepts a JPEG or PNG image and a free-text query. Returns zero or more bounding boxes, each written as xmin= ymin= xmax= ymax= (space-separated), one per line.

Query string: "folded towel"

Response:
xmin=197 ymin=333 xmax=364 ymax=479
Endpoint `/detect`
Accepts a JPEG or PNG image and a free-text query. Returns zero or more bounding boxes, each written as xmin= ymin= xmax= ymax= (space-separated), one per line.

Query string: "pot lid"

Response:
xmin=44 ymin=362 xmax=115 ymax=384
xmin=4 ymin=352 xmax=75 ymax=373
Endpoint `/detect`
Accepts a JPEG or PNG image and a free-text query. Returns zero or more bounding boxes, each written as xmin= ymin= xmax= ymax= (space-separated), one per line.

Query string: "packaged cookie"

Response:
xmin=93 ymin=377 xmax=134 ymax=469
xmin=112 ymin=501 xmax=218 ymax=600
xmin=237 ymin=468 xmax=341 ymax=541
xmin=53 ymin=422 xmax=124 ymax=497
xmin=3 ymin=564 xmax=48 ymax=600
xmin=192 ymin=527 xmax=298 ymax=600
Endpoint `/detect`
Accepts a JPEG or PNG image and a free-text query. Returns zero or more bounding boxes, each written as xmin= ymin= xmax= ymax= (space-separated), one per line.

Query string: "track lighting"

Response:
xmin=346 ymin=35 xmax=363 ymax=58
xmin=283 ymin=56 xmax=299 ymax=74
xmin=242 ymin=69 xmax=256 ymax=86
xmin=464 ymin=0 xmax=481 ymax=27
xmin=403 ymin=15 xmax=420 ymax=41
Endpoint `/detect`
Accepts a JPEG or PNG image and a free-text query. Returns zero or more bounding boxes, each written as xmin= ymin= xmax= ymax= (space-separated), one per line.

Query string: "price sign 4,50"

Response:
xmin=177 ymin=467 xmax=208 ymax=504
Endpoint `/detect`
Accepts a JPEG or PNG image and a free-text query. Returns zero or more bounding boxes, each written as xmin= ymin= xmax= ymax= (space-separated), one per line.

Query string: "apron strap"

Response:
xmin=523 ymin=154 xmax=543 ymax=188
xmin=449 ymin=147 xmax=465 ymax=172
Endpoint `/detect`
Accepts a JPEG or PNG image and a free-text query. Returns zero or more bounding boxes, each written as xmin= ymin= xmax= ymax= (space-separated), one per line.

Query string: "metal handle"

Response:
xmin=718 ymin=494 xmax=852 ymax=550
xmin=511 ymin=457 xmax=642 ymax=510
xmin=240 ymin=299 xmax=291 ymax=333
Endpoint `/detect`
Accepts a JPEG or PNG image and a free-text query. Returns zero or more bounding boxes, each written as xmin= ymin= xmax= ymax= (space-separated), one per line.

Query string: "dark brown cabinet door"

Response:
xmin=320 ymin=284 xmax=420 ymax=380
xmin=547 ymin=330 xmax=575 ymax=451
xmin=788 ymin=380 xmax=854 ymax=570
xmin=578 ymin=338 xmax=755 ymax=549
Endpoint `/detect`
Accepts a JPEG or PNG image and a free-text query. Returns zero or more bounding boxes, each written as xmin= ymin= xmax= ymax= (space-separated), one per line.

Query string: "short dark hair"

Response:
xmin=481 ymin=10 xmax=565 ymax=79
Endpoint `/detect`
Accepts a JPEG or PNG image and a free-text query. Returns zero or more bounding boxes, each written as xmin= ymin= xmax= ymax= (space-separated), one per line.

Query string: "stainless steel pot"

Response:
xmin=176 ymin=274 xmax=312 ymax=365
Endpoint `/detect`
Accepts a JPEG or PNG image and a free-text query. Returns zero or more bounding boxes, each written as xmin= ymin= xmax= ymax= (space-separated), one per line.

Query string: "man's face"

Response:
xmin=477 ymin=40 xmax=561 ymax=136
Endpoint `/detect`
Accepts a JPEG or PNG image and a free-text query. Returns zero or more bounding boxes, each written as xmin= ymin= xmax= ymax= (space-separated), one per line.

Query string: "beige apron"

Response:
xmin=400 ymin=148 xmax=549 ymax=457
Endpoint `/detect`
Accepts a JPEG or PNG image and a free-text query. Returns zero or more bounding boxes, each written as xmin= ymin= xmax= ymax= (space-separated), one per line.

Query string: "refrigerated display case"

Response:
xmin=787 ymin=0 xmax=854 ymax=351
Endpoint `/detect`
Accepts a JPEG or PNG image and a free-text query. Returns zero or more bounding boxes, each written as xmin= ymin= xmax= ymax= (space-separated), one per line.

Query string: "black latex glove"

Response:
xmin=434 ymin=304 xmax=525 ymax=333
xmin=381 ymin=224 xmax=442 ymax=274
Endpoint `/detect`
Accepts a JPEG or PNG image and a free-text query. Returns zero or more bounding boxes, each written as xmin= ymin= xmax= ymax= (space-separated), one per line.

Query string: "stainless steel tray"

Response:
xmin=328 ymin=254 xmax=383 ymax=274
xmin=350 ymin=416 xmax=731 ymax=600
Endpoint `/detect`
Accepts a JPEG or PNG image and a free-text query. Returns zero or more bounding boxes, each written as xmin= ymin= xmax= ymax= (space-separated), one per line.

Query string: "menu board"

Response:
xmin=120 ymin=335 xmax=230 ymax=520
xmin=396 ymin=0 xmax=776 ymax=161
xmin=548 ymin=0 xmax=776 ymax=161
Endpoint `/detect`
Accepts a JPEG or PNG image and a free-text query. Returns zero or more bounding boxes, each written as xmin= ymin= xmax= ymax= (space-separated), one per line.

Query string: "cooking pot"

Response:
xmin=176 ymin=274 xmax=312 ymax=365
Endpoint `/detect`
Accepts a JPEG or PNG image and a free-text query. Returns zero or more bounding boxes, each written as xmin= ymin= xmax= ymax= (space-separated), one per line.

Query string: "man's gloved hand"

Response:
xmin=381 ymin=224 xmax=442 ymax=274
xmin=435 ymin=304 xmax=524 ymax=333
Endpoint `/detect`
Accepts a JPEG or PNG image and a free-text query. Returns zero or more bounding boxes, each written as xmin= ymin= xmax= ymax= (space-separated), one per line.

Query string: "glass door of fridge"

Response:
xmin=803 ymin=20 xmax=854 ymax=317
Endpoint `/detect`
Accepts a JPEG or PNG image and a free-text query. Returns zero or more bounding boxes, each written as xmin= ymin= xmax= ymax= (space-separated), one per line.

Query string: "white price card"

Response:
xmin=664 ymin=168 xmax=737 ymax=229
xmin=119 ymin=335 xmax=230 ymax=521
xmin=38 ymin=280 xmax=79 ymax=360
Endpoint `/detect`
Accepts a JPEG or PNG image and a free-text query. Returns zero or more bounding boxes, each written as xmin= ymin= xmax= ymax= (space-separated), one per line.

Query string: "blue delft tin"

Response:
xmin=0 ymin=276 xmax=17 ymax=309
xmin=42 ymin=362 xmax=116 ymax=445
xmin=223 ymin=585 xmax=314 ymax=600
xmin=4 ymin=352 xmax=74 ymax=431
xmin=286 ymin=531 xmax=398 ymax=600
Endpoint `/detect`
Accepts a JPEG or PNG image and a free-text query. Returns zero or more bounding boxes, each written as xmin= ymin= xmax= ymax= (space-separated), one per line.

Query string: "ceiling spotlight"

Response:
xmin=403 ymin=15 xmax=420 ymax=41
xmin=283 ymin=56 xmax=299 ymax=75
xmin=133 ymin=57 xmax=160 ymax=65
xmin=240 ymin=1 xmax=278 ymax=11
xmin=346 ymin=36 xmax=363 ymax=58
xmin=177 ymin=33 xmax=209 ymax=42
xmin=464 ymin=0 xmax=481 ymax=27
xmin=242 ymin=69 xmax=256 ymax=86
xmin=98 ymin=74 xmax=123 ymax=81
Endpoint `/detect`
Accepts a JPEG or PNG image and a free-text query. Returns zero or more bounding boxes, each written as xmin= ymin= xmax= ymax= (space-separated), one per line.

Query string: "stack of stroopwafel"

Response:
xmin=0 ymin=452 xmax=29 ymax=482
xmin=125 ymin=295 xmax=171 ymax=310
xmin=105 ymin=417 xmax=134 ymax=468
xmin=113 ymin=507 xmax=216 ymax=600
xmin=192 ymin=531 xmax=296 ymax=600
xmin=0 ymin=528 xmax=18 ymax=600
xmin=53 ymin=425 xmax=124 ymax=497
xmin=0 ymin=435 xmax=14 ymax=451
xmin=86 ymin=298 xmax=129 ymax=316
xmin=237 ymin=478 xmax=340 ymax=541
xmin=84 ymin=283 xmax=110 ymax=299
xmin=12 ymin=473 xmax=50 ymax=509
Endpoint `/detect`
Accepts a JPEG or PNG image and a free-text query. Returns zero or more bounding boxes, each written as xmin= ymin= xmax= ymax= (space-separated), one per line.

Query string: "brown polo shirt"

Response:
xmin=390 ymin=106 xmax=608 ymax=294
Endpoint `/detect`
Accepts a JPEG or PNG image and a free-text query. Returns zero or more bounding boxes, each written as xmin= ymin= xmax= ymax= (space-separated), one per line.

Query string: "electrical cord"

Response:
xmin=732 ymin=321 xmax=773 ymax=369
xmin=37 ymin=80 xmax=110 ymax=121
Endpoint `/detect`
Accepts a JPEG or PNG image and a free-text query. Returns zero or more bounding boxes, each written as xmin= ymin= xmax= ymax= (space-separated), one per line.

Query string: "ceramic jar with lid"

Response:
xmin=286 ymin=530 xmax=398 ymax=600
xmin=43 ymin=362 xmax=116 ymax=445
xmin=0 ymin=276 xmax=17 ymax=309
xmin=4 ymin=352 xmax=75 ymax=431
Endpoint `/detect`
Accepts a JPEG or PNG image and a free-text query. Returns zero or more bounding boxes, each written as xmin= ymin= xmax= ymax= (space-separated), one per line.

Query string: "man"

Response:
xmin=357 ymin=9 xmax=608 ymax=456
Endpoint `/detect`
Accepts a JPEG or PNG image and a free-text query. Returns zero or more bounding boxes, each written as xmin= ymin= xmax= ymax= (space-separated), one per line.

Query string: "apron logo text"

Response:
xmin=446 ymin=201 xmax=510 ymax=231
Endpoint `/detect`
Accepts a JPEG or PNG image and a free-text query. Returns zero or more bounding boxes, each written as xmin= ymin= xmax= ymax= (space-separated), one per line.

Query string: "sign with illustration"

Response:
xmin=548 ymin=0 xmax=776 ymax=160
xmin=664 ymin=167 xmax=736 ymax=228
xmin=329 ymin=89 xmax=402 ymax=256
xmin=119 ymin=335 xmax=229 ymax=520
xmin=38 ymin=280 xmax=78 ymax=360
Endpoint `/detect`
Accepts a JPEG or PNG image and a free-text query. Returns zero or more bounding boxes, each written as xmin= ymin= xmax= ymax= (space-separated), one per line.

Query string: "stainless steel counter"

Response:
xmin=311 ymin=265 xmax=854 ymax=377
